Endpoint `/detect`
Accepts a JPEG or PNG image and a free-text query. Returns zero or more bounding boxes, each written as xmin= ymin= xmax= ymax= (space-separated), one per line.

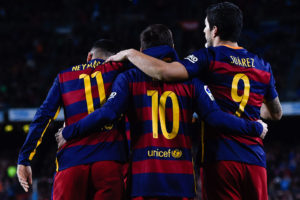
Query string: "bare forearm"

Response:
xmin=260 ymin=97 xmax=282 ymax=120
xmin=125 ymin=49 xmax=165 ymax=80
xmin=124 ymin=49 xmax=189 ymax=81
xmin=260 ymin=103 xmax=273 ymax=120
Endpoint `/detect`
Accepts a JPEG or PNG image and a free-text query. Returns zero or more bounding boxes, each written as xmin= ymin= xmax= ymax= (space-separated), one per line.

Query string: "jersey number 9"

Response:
xmin=231 ymin=73 xmax=250 ymax=117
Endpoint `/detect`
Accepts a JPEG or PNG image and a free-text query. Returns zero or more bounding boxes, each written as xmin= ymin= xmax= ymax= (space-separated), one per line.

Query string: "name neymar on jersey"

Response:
xmin=72 ymin=60 xmax=103 ymax=71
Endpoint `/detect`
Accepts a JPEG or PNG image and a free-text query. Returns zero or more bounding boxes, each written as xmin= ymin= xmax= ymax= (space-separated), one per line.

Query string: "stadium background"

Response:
xmin=0 ymin=0 xmax=300 ymax=199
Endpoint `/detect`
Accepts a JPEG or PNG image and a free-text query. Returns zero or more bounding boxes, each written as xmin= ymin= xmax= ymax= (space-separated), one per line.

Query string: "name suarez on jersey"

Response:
xmin=230 ymin=56 xmax=255 ymax=68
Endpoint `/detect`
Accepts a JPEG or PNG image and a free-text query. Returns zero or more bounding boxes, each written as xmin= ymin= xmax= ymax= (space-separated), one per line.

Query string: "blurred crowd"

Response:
xmin=0 ymin=0 xmax=300 ymax=109
xmin=0 ymin=129 xmax=57 ymax=200
xmin=266 ymin=142 xmax=300 ymax=200
xmin=0 ymin=157 xmax=53 ymax=200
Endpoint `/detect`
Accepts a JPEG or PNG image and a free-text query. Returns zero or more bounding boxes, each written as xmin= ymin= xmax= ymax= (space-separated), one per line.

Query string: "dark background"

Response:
xmin=0 ymin=0 xmax=299 ymax=199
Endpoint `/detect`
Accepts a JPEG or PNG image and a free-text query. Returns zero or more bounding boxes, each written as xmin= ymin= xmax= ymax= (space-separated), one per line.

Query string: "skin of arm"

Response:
xmin=106 ymin=49 xmax=189 ymax=81
xmin=260 ymin=97 xmax=282 ymax=120
xmin=17 ymin=165 xmax=32 ymax=192
xmin=17 ymin=76 xmax=62 ymax=192
xmin=109 ymin=49 xmax=279 ymax=122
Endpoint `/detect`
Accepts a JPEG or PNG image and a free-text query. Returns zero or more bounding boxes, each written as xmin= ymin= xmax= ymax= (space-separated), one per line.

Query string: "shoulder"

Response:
xmin=244 ymin=49 xmax=273 ymax=72
xmin=255 ymin=56 xmax=272 ymax=72
xmin=97 ymin=61 xmax=125 ymax=71
xmin=185 ymin=48 xmax=211 ymax=59
xmin=115 ymin=68 xmax=137 ymax=79
xmin=181 ymin=48 xmax=214 ymax=68
xmin=56 ymin=62 xmax=90 ymax=84
xmin=122 ymin=67 xmax=144 ymax=78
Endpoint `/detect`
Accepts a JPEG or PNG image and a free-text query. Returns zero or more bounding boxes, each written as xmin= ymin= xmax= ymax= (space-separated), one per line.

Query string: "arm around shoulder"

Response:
xmin=114 ymin=49 xmax=189 ymax=81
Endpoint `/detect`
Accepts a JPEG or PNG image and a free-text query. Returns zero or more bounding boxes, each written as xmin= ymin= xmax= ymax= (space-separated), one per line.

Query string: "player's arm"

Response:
xmin=261 ymin=97 xmax=282 ymax=120
xmin=260 ymin=66 xmax=282 ymax=120
xmin=193 ymin=79 xmax=267 ymax=138
xmin=106 ymin=49 xmax=189 ymax=81
xmin=17 ymin=75 xmax=62 ymax=192
xmin=61 ymin=73 xmax=130 ymax=141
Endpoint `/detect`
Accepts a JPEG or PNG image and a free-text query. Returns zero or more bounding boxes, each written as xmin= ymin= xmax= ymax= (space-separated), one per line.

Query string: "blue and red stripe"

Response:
xmin=209 ymin=61 xmax=271 ymax=85
xmin=56 ymin=59 xmax=127 ymax=170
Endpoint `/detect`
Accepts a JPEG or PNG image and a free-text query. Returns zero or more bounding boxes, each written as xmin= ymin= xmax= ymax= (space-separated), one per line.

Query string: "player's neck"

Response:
xmin=213 ymin=38 xmax=239 ymax=48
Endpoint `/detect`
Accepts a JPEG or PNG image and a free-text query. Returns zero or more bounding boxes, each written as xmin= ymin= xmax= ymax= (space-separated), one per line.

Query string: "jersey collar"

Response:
xmin=221 ymin=44 xmax=243 ymax=50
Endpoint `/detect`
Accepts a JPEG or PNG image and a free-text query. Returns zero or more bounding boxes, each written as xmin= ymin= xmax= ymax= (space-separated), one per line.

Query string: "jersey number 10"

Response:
xmin=147 ymin=90 xmax=180 ymax=140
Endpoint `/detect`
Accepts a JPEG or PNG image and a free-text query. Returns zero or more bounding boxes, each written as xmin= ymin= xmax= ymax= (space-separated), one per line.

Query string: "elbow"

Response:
xmin=154 ymin=67 xmax=167 ymax=81
xmin=272 ymin=104 xmax=283 ymax=120
xmin=272 ymin=111 xmax=283 ymax=121
xmin=158 ymin=68 xmax=176 ymax=82
xmin=155 ymin=63 xmax=178 ymax=81
xmin=109 ymin=112 xmax=118 ymax=122
xmin=103 ymin=112 xmax=117 ymax=123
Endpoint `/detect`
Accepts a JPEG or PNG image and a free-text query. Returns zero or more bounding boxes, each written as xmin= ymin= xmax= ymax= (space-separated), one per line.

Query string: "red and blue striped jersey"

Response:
xmin=180 ymin=45 xmax=279 ymax=168
xmin=18 ymin=59 xmax=128 ymax=171
xmin=62 ymin=45 xmax=263 ymax=197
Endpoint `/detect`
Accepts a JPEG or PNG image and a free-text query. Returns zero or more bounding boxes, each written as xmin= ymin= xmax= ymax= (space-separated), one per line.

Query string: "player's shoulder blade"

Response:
xmin=237 ymin=48 xmax=271 ymax=71
xmin=58 ymin=59 xmax=103 ymax=83
xmin=94 ymin=61 xmax=125 ymax=74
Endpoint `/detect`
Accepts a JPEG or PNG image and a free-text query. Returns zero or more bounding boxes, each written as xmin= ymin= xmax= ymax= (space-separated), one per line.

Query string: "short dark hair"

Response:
xmin=140 ymin=24 xmax=174 ymax=50
xmin=206 ymin=2 xmax=243 ymax=42
xmin=91 ymin=39 xmax=119 ymax=55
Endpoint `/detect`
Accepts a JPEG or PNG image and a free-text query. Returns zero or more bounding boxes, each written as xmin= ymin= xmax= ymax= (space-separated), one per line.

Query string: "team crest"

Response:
xmin=172 ymin=149 xmax=182 ymax=159
xmin=104 ymin=123 xmax=114 ymax=130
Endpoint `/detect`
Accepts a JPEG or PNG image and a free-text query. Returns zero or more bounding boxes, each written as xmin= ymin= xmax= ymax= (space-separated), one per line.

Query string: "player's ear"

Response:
xmin=212 ymin=26 xmax=218 ymax=38
xmin=87 ymin=52 xmax=93 ymax=62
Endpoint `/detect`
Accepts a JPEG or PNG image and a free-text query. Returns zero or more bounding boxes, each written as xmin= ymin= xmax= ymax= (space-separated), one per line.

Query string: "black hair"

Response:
xmin=91 ymin=39 xmax=119 ymax=55
xmin=206 ymin=2 xmax=243 ymax=42
xmin=140 ymin=24 xmax=174 ymax=50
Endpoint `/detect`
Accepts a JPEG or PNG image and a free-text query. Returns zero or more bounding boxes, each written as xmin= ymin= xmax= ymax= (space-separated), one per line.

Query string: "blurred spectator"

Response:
xmin=0 ymin=0 xmax=299 ymax=109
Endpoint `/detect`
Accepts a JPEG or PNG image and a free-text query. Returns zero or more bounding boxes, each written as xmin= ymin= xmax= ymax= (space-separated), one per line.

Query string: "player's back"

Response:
xmin=206 ymin=45 xmax=275 ymax=120
xmin=57 ymin=59 xmax=127 ymax=171
xmin=203 ymin=45 xmax=277 ymax=167
xmin=125 ymin=67 xmax=197 ymax=197
xmin=124 ymin=45 xmax=206 ymax=198
xmin=59 ymin=59 xmax=123 ymax=124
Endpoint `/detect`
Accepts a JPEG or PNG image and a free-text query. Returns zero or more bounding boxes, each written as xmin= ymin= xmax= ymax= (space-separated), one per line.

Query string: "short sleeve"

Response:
xmin=265 ymin=65 xmax=278 ymax=101
xmin=178 ymin=48 xmax=210 ymax=78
